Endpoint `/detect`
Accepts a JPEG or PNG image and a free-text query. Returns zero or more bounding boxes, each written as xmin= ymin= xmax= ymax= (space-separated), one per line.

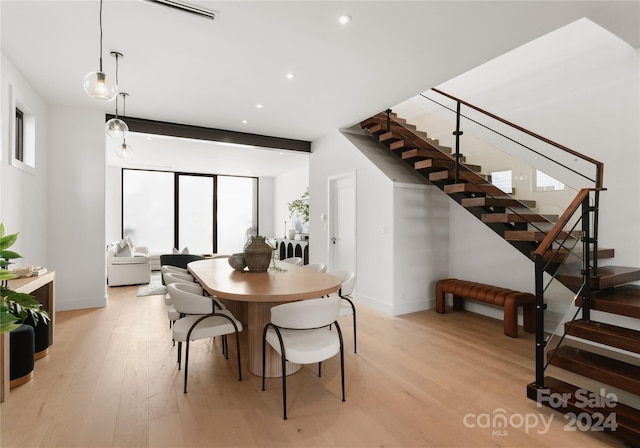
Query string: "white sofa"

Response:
xmin=107 ymin=238 xmax=151 ymax=286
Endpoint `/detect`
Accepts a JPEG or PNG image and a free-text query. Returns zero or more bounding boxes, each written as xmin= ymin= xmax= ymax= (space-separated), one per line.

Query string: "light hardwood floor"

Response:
xmin=0 ymin=283 xmax=626 ymax=448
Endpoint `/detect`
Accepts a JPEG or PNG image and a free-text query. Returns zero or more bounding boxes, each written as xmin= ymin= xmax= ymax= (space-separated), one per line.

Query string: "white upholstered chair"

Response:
xmin=302 ymin=263 xmax=326 ymax=273
xmin=326 ymin=270 xmax=357 ymax=353
xmin=261 ymin=297 xmax=345 ymax=419
xmin=282 ymin=257 xmax=303 ymax=266
xmin=107 ymin=243 xmax=151 ymax=286
xmin=168 ymin=283 xmax=243 ymax=393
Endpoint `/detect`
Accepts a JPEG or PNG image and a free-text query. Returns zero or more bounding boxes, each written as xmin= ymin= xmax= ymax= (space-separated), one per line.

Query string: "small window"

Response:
xmin=535 ymin=170 xmax=564 ymax=192
xmin=9 ymin=84 xmax=35 ymax=174
xmin=491 ymin=169 xmax=513 ymax=194
xmin=15 ymin=108 xmax=24 ymax=162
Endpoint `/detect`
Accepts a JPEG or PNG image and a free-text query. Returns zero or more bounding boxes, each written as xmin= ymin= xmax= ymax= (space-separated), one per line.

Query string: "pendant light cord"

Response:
xmin=98 ymin=0 xmax=104 ymax=72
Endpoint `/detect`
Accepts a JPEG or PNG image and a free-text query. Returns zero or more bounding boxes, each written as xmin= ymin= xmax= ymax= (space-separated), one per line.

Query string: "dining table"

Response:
xmin=188 ymin=258 xmax=341 ymax=377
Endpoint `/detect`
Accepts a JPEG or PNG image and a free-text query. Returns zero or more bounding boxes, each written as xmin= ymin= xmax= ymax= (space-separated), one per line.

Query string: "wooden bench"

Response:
xmin=435 ymin=278 xmax=535 ymax=338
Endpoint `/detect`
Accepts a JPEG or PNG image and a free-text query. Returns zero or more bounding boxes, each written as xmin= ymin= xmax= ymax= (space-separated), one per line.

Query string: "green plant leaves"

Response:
xmin=0 ymin=223 xmax=50 ymax=333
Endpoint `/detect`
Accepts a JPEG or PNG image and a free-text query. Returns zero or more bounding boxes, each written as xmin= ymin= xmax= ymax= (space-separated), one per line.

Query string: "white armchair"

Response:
xmin=107 ymin=238 xmax=151 ymax=286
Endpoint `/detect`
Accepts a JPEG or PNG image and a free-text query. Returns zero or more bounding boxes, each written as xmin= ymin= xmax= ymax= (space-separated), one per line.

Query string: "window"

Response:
xmin=15 ymin=108 xmax=24 ymax=162
xmin=122 ymin=169 xmax=258 ymax=254
xmin=9 ymin=84 xmax=35 ymax=173
xmin=490 ymin=169 xmax=513 ymax=194
xmin=535 ymin=170 xmax=564 ymax=192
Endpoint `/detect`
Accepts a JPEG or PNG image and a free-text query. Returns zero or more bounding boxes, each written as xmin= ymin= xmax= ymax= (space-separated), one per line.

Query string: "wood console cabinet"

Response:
xmin=0 ymin=270 xmax=55 ymax=402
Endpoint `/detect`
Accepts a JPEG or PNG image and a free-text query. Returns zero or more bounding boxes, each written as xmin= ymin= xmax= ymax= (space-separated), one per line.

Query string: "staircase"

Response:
xmin=360 ymin=105 xmax=640 ymax=445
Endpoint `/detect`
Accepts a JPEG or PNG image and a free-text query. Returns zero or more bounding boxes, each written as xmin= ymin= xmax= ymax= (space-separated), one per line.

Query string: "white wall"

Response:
xmin=310 ymin=130 xmax=390 ymax=311
xmin=2 ymin=53 xmax=106 ymax=312
xmin=272 ymin=165 xmax=308 ymax=239
xmin=257 ymin=176 xmax=274 ymax=239
xmin=310 ymin=129 xmax=449 ymax=315
xmin=0 ymin=54 xmax=48 ymax=268
xmin=393 ymin=183 xmax=450 ymax=315
xmin=48 ymin=106 xmax=107 ymax=311
xmin=105 ymin=165 xmax=122 ymax=244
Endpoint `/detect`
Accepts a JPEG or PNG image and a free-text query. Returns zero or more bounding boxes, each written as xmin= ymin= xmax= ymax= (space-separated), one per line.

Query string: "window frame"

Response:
xmin=8 ymin=84 xmax=36 ymax=175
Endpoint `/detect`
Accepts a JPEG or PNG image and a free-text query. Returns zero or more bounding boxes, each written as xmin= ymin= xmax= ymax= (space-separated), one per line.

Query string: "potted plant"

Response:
xmin=287 ymin=188 xmax=309 ymax=239
xmin=0 ymin=223 xmax=50 ymax=333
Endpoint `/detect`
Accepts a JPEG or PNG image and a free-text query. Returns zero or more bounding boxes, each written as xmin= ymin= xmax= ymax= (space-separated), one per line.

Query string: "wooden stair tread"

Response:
xmin=505 ymin=230 xmax=580 ymax=242
xmin=576 ymin=284 xmax=640 ymax=318
xmin=443 ymin=183 xmax=507 ymax=197
xmin=527 ymin=376 xmax=640 ymax=444
xmin=566 ymin=320 xmax=640 ymax=354
xmin=481 ymin=213 xmax=556 ymax=223
xmin=560 ymin=266 xmax=640 ymax=291
xmin=414 ymin=158 xmax=482 ymax=173
xmin=402 ymin=148 xmax=449 ymax=163
xmin=461 ymin=196 xmax=536 ymax=209
xmin=428 ymin=169 xmax=488 ymax=183
xmin=548 ymin=345 xmax=640 ymax=395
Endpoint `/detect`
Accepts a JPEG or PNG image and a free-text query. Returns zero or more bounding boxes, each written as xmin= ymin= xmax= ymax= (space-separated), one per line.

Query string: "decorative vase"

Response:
xmin=288 ymin=229 xmax=296 ymax=240
xmin=243 ymin=236 xmax=272 ymax=272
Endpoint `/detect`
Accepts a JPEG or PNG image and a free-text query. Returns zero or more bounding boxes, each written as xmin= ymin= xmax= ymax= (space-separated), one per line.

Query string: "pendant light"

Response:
xmin=83 ymin=0 xmax=116 ymax=101
xmin=105 ymin=53 xmax=129 ymax=139
xmin=115 ymin=93 xmax=134 ymax=159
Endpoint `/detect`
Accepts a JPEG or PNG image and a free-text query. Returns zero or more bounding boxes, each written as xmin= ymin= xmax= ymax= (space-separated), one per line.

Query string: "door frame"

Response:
xmin=327 ymin=171 xmax=357 ymax=272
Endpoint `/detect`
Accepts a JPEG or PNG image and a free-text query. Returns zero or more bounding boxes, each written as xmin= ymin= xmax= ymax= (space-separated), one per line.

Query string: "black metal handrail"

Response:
xmin=429 ymin=88 xmax=604 ymax=189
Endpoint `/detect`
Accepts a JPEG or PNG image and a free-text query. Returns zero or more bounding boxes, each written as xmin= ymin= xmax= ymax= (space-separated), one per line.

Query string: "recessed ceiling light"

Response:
xmin=285 ymin=72 xmax=295 ymax=80
xmin=255 ymin=104 xmax=263 ymax=109
xmin=242 ymin=120 xmax=248 ymax=124
xmin=338 ymin=15 xmax=351 ymax=25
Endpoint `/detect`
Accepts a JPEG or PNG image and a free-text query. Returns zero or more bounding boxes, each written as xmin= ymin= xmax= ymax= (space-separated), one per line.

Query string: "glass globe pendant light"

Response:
xmin=114 ymin=93 xmax=133 ymax=159
xmin=105 ymin=54 xmax=129 ymax=139
xmin=116 ymin=139 xmax=134 ymax=159
xmin=83 ymin=0 xmax=116 ymax=101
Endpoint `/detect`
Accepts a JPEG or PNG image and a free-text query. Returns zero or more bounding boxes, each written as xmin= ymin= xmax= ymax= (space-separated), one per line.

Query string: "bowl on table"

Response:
xmin=228 ymin=253 xmax=247 ymax=270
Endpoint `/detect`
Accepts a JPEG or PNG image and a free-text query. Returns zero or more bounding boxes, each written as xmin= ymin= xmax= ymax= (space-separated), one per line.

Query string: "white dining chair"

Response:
xmin=282 ymin=257 xmax=303 ymax=266
xmin=168 ymin=283 xmax=243 ymax=393
xmin=326 ymin=270 xmax=357 ymax=353
xmin=162 ymin=271 xmax=196 ymax=306
xmin=161 ymin=265 xmax=190 ymax=276
xmin=303 ymin=263 xmax=327 ymax=273
xmin=261 ymin=296 xmax=345 ymax=420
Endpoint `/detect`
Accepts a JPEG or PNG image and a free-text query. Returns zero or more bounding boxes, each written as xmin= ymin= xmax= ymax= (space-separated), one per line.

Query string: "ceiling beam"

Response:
xmin=107 ymin=115 xmax=311 ymax=153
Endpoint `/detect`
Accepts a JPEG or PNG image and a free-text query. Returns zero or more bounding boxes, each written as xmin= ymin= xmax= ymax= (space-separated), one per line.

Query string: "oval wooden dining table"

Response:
xmin=188 ymin=258 xmax=340 ymax=377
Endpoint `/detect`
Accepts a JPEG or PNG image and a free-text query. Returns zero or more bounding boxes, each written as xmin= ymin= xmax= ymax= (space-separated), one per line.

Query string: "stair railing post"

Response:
xmin=581 ymin=194 xmax=592 ymax=322
xmin=534 ymin=254 xmax=547 ymax=388
xmin=592 ymin=190 xmax=600 ymax=276
xmin=453 ymin=101 xmax=463 ymax=183
xmin=385 ymin=109 xmax=392 ymax=133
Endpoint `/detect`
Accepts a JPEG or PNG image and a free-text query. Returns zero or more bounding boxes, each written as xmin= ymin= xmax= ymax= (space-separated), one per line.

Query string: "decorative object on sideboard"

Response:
xmin=0 ymin=223 xmax=50 ymax=334
xmin=243 ymin=236 xmax=272 ymax=272
xmin=228 ymin=253 xmax=247 ymax=271
xmin=287 ymin=187 xmax=309 ymax=236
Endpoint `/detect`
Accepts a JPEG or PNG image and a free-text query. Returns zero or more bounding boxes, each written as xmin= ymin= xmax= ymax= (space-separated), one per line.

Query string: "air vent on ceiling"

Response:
xmin=145 ymin=0 xmax=216 ymax=21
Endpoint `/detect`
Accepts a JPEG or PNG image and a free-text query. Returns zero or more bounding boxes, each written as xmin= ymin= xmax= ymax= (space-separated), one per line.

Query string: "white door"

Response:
xmin=328 ymin=172 xmax=356 ymax=273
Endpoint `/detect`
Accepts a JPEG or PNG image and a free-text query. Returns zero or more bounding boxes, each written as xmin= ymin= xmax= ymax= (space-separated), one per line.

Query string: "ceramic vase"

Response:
xmin=243 ymin=236 xmax=272 ymax=272
xmin=288 ymin=229 xmax=296 ymax=240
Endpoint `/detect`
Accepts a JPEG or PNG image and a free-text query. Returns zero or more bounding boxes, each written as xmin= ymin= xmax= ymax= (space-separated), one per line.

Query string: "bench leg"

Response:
xmin=435 ymin=280 xmax=448 ymax=314
xmin=452 ymin=296 xmax=464 ymax=311
xmin=503 ymin=298 xmax=518 ymax=338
